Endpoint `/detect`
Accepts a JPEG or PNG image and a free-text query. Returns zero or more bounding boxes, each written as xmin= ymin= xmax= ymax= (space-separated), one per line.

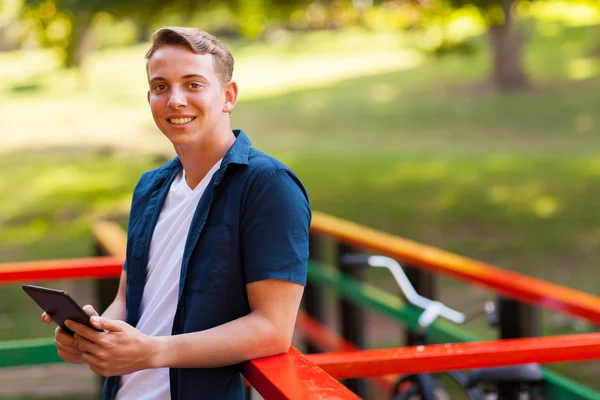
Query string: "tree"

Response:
xmin=24 ymin=0 xmax=217 ymax=69
xmin=449 ymin=0 xmax=530 ymax=90
xmin=226 ymin=0 xmax=314 ymax=38
xmin=25 ymin=0 xmax=114 ymax=68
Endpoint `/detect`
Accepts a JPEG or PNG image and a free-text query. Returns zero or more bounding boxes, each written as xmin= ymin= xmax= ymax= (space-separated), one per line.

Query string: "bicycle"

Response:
xmin=341 ymin=254 xmax=544 ymax=400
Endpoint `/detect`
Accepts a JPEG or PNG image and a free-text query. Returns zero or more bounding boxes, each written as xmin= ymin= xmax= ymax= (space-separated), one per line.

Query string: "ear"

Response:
xmin=222 ymin=81 xmax=238 ymax=114
xmin=147 ymin=90 xmax=150 ymax=104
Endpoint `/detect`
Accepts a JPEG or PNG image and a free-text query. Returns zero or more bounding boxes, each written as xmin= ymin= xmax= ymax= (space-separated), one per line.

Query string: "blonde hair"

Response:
xmin=146 ymin=27 xmax=234 ymax=87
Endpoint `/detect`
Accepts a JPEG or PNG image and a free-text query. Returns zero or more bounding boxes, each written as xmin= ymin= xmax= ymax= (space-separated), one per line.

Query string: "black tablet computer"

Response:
xmin=23 ymin=284 xmax=102 ymax=336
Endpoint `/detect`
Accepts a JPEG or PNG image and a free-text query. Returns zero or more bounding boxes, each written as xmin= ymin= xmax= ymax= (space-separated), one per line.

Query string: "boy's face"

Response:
xmin=146 ymin=45 xmax=235 ymax=149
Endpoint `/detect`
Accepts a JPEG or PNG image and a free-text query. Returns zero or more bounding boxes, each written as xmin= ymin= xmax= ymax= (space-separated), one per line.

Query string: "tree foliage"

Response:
xmin=412 ymin=0 xmax=533 ymax=90
xmin=22 ymin=0 xmax=317 ymax=68
xmin=23 ymin=0 xmax=231 ymax=68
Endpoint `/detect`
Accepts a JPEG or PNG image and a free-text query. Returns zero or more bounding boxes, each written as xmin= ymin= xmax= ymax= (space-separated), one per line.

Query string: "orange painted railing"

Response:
xmin=310 ymin=211 xmax=600 ymax=325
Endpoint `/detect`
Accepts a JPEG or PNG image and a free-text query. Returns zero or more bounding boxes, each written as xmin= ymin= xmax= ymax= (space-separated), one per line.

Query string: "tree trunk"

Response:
xmin=63 ymin=10 xmax=95 ymax=69
xmin=487 ymin=1 xmax=529 ymax=90
xmin=136 ymin=21 xmax=151 ymax=43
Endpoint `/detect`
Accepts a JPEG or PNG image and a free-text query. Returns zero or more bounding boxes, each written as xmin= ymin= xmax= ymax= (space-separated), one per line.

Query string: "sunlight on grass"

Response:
xmin=567 ymin=58 xmax=599 ymax=80
xmin=368 ymin=83 xmax=397 ymax=104
xmin=367 ymin=161 xmax=444 ymax=188
xmin=532 ymin=195 xmax=560 ymax=218
xmin=295 ymin=91 xmax=332 ymax=112
xmin=32 ymin=166 xmax=89 ymax=198
xmin=0 ymin=33 xmax=424 ymax=153
xmin=485 ymin=181 xmax=562 ymax=219
xmin=584 ymin=157 xmax=600 ymax=176
xmin=0 ymin=50 xmax=59 ymax=91
xmin=488 ymin=185 xmax=510 ymax=204
xmin=1 ymin=21 xmax=599 ymax=156
xmin=236 ymin=29 xmax=409 ymax=57
xmin=236 ymin=50 xmax=423 ymax=100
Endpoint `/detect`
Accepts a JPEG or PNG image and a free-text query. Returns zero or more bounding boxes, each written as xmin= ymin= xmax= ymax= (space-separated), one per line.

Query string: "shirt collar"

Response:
xmin=159 ymin=129 xmax=251 ymax=183
xmin=222 ymin=129 xmax=251 ymax=166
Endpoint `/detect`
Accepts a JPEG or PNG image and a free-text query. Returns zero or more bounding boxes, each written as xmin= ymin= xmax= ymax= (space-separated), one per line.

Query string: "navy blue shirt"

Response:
xmin=103 ymin=130 xmax=311 ymax=400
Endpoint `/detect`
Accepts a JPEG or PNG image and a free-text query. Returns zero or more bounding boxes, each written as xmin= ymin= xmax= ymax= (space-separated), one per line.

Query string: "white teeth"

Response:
xmin=170 ymin=117 xmax=194 ymax=124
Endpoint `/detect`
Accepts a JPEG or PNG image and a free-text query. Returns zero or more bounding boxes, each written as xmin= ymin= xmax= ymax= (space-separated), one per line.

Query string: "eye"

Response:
xmin=189 ymin=82 xmax=202 ymax=89
xmin=153 ymin=84 xmax=167 ymax=91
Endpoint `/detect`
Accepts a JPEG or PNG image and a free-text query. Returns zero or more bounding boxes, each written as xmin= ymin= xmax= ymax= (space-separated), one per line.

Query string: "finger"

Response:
xmin=82 ymin=305 xmax=99 ymax=317
xmin=83 ymin=353 xmax=112 ymax=377
xmin=82 ymin=351 xmax=103 ymax=367
xmin=89 ymin=363 xmax=109 ymax=377
xmin=56 ymin=340 xmax=82 ymax=356
xmin=58 ymin=349 xmax=84 ymax=364
xmin=65 ymin=320 xmax=102 ymax=340
xmin=41 ymin=312 xmax=53 ymax=323
xmin=56 ymin=327 xmax=79 ymax=347
xmin=75 ymin=333 xmax=103 ymax=356
xmin=90 ymin=316 xmax=126 ymax=332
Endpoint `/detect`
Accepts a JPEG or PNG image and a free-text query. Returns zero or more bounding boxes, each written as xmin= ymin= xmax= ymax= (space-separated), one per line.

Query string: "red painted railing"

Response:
xmin=307 ymin=333 xmax=600 ymax=379
xmin=0 ymin=257 xmax=123 ymax=284
xmin=311 ymin=212 xmax=600 ymax=325
xmin=295 ymin=312 xmax=395 ymax=393
xmin=243 ymin=347 xmax=360 ymax=400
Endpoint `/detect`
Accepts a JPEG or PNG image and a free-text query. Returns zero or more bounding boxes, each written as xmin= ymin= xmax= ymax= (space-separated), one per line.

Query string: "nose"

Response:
xmin=167 ymin=88 xmax=187 ymax=109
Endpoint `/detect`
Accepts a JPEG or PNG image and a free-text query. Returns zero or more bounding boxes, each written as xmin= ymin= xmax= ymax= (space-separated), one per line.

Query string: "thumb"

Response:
xmin=83 ymin=305 xmax=99 ymax=318
xmin=90 ymin=316 xmax=127 ymax=332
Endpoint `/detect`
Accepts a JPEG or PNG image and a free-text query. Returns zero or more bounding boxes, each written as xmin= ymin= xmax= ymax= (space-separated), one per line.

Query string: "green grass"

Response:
xmin=234 ymin=24 xmax=600 ymax=156
xmin=0 ymin=17 xmax=599 ymax=395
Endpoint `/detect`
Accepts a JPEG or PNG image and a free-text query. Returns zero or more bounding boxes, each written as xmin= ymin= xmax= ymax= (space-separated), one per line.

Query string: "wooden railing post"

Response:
xmin=91 ymin=221 xmax=126 ymax=396
xmin=337 ymin=243 xmax=367 ymax=398
xmin=304 ymin=233 xmax=326 ymax=354
xmin=92 ymin=222 xmax=124 ymax=316
xmin=497 ymin=297 xmax=541 ymax=400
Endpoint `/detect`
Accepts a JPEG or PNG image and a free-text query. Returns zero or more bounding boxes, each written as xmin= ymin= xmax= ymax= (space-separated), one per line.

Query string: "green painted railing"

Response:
xmin=307 ymin=261 xmax=600 ymax=400
xmin=0 ymin=338 xmax=60 ymax=367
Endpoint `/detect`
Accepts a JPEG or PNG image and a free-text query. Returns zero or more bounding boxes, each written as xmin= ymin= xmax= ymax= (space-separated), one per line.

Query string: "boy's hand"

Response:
xmin=41 ymin=305 xmax=100 ymax=364
xmin=66 ymin=316 xmax=157 ymax=377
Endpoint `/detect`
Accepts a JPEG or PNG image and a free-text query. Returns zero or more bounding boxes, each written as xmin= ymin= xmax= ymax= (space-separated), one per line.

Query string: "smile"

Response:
xmin=169 ymin=117 xmax=196 ymax=125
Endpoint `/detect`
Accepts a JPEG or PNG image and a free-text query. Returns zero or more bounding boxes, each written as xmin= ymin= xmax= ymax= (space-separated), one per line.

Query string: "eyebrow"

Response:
xmin=183 ymin=74 xmax=208 ymax=80
xmin=149 ymin=74 xmax=208 ymax=83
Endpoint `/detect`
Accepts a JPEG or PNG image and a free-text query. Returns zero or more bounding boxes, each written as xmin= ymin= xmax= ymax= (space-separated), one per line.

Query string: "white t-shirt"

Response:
xmin=117 ymin=160 xmax=222 ymax=400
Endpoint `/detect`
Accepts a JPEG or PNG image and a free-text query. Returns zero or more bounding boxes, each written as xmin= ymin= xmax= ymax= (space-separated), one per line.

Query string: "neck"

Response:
xmin=175 ymin=128 xmax=236 ymax=190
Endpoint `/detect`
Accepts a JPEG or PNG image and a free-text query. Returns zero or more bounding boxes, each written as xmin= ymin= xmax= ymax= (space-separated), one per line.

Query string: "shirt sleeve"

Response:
xmin=241 ymin=169 xmax=311 ymax=286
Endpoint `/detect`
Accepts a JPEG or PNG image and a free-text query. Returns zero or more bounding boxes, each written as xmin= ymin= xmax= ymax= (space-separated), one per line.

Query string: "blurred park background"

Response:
xmin=1 ymin=0 xmax=599 ymax=398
